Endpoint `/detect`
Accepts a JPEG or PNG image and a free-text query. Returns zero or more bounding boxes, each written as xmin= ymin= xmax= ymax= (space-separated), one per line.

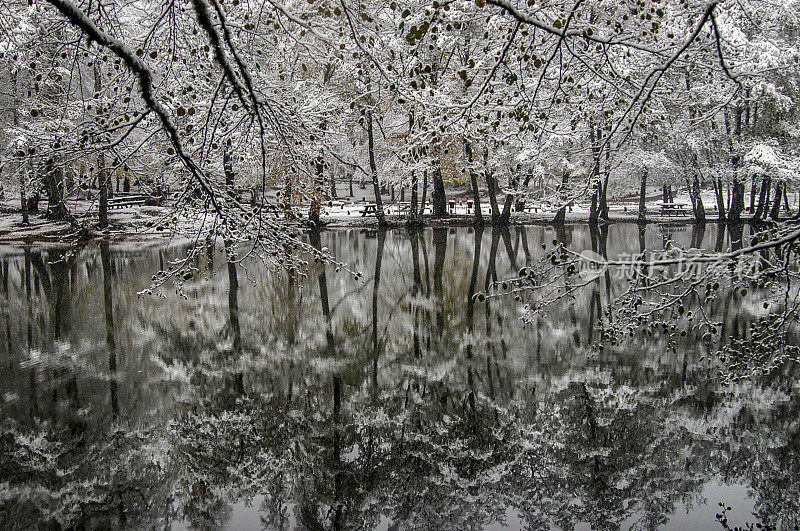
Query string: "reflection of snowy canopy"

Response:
xmin=745 ymin=143 xmax=800 ymax=181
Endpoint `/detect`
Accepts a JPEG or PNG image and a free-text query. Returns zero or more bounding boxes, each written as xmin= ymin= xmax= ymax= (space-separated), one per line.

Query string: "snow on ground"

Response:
xmin=0 ymin=196 xmax=175 ymax=244
xmin=0 ymin=187 xmax=794 ymax=245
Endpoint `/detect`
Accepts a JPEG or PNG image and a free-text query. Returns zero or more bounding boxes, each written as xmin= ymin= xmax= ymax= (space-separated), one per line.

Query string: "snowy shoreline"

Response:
xmin=0 ymin=205 xmax=746 ymax=247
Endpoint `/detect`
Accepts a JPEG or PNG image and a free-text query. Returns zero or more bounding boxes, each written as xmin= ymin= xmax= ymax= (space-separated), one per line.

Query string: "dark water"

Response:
xmin=0 ymin=224 xmax=797 ymax=530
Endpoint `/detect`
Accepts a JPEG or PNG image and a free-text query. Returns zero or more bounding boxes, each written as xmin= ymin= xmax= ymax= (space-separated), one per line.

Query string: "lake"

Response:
xmin=0 ymin=223 xmax=797 ymax=529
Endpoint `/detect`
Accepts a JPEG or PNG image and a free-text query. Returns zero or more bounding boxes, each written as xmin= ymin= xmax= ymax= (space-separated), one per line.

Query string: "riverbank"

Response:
xmin=0 ymin=197 xmax=772 ymax=244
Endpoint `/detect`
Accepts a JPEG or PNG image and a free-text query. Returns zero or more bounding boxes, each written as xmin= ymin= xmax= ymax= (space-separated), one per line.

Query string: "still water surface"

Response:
xmin=0 ymin=224 xmax=797 ymax=529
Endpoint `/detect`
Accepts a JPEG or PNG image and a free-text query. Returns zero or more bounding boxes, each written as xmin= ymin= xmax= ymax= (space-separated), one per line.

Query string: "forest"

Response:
xmin=0 ymin=0 xmax=798 ymax=230
xmin=0 ymin=0 xmax=799 ymax=527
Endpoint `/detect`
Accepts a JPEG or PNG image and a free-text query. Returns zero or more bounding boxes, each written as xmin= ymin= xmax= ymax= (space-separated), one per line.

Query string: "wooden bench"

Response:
xmin=361 ymin=203 xmax=378 ymax=216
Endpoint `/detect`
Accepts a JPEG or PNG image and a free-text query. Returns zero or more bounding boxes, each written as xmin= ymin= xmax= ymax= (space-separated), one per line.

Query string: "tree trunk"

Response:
xmin=599 ymin=175 xmax=609 ymax=221
xmin=367 ymin=109 xmax=387 ymax=226
xmin=729 ymin=176 xmax=745 ymax=222
xmin=589 ymin=123 xmax=601 ymax=226
xmin=20 ymin=167 xmax=29 ymax=225
xmin=769 ymin=181 xmax=782 ymax=220
xmin=749 ymin=175 xmax=757 ymax=212
xmin=713 ymin=177 xmax=727 ymax=221
xmin=44 ymin=158 xmax=71 ymax=221
xmin=98 ymin=153 xmax=108 ymax=227
xmin=224 ymin=148 xmax=235 ymax=191
xmin=464 ymin=140 xmax=483 ymax=225
xmin=600 ymin=149 xmax=611 ymax=221
xmin=552 ymin=172 xmax=569 ymax=224
xmin=689 ymin=174 xmax=706 ymax=222
xmin=486 ymin=169 xmax=500 ymax=224
xmin=753 ymin=176 xmax=771 ymax=220
xmin=94 ymin=64 xmax=107 ymax=227
xmin=309 ymin=155 xmax=324 ymax=226
xmin=499 ymin=193 xmax=513 ymax=225
xmin=485 ymin=149 xmax=500 ymax=224
xmin=421 ymin=169 xmax=428 ymax=213
xmin=432 ymin=167 xmax=446 ymax=217
xmin=408 ymin=170 xmax=419 ymax=223
xmin=638 ymin=170 xmax=648 ymax=222
xmin=783 ymin=185 xmax=790 ymax=213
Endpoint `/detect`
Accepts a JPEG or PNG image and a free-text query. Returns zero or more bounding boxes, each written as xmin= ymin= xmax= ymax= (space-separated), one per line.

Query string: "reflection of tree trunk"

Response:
xmin=101 ymin=244 xmax=118 ymax=417
xmin=433 ymin=228 xmax=447 ymax=335
xmin=637 ymin=225 xmax=646 ymax=255
xmin=501 ymin=227 xmax=517 ymax=271
xmin=226 ymin=255 xmax=241 ymax=354
xmin=588 ymin=283 xmax=601 ymax=345
xmin=24 ymin=249 xmax=33 ymax=349
xmin=24 ymin=249 xmax=37 ymax=416
xmin=466 ymin=226 xmax=483 ymax=359
xmin=637 ymin=224 xmax=650 ymax=293
xmin=484 ymin=228 xmax=501 ymax=336
xmin=1 ymin=264 xmax=10 ymax=355
xmin=311 ymin=230 xmax=335 ymax=358
xmin=372 ymin=230 xmax=385 ymax=388
xmin=50 ymin=251 xmax=72 ymax=339
xmin=519 ymin=226 xmax=531 ymax=264
xmin=729 ymin=223 xmax=744 ymax=252
xmin=555 ymin=223 xmax=569 ymax=247
xmin=331 ymin=372 xmax=343 ymax=530
xmin=410 ymin=229 xmax=423 ymax=358
xmin=714 ymin=223 xmax=726 ymax=252
xmin=691 ymin=222 xmax=706 ymax=249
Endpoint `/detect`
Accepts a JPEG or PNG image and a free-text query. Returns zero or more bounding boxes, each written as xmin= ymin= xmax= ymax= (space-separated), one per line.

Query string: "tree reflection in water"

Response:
xmin=0 ymin=225 xmax=797 ymax=529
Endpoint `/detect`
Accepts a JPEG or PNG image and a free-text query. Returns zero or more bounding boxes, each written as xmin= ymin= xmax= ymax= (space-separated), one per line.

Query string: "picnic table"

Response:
xmin=658 ymin=202 xmax=688 ymax=216
xmin=107 ymin=194 xmax=149 ymax=209
xmin=361 ymin=203 xmax=378 ymax=216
